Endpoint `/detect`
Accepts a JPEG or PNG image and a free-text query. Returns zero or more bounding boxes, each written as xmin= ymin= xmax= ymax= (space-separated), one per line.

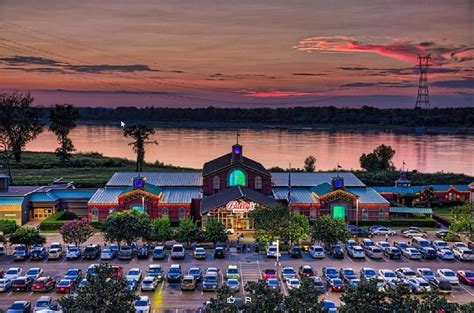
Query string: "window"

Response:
xmin=213 ymin=176 xmax=220 ymax=190
xmin=178 ymin=207 xmax=186 ymax=220
xmin=332 ymin=205 xmax=345 ymax=220
xmin=378 ymin=208 xmax=385 ymax=220
xmin=361 ymin=208 xmax=368 ymax=221
xmin=228 ymin=169 xmax=247 ymax=187
xmin=161 ymin=207 xmax=169 ymax=217
xmin=254 ymin=176 xmax=262 ymax=189
xmin=91 ymin=208 xmax=99 ymax=222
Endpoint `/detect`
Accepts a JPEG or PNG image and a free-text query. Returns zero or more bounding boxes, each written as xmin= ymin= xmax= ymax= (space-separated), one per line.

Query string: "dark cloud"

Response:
xmin=3 ymin=67 xmax=66 ymax=73
xmin=64 ymin=64 xmax=158 ymax=73
xmin=339 ymin=66 xmax=371 ymax=71
xmin=341 ymin=81 xmax=415 ymax=88
xmin=341 ymin=82 xmax=377 ymax=87
xmin=0 ymin=55 xmax=61 ymax=66
xmin=292 ymin=72 xmax=325 ymax=76
xmin=52 ymin=89 xmax=179 ymax=95
xmin=431 ymin=78 xmax=474 ymax=89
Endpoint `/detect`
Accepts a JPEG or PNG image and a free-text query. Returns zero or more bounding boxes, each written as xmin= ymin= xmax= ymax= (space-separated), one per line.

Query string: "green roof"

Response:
xmin=311 ymin=183 xmax=333 ymax=196
xmin=389 ymin=207 xmax=433 ymax=214
xmin=120 ymin=183 xmax=162 ymax=196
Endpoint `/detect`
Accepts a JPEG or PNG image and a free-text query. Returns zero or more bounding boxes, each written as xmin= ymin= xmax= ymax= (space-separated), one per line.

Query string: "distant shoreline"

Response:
xmin=77 ymin=119 xmax=474 ymax=135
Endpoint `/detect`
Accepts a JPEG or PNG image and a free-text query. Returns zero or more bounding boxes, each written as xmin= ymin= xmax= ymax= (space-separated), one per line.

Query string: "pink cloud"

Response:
xmin=294 ymin=36 xmax=473 ymax=66
xmin=241 ymin=89 xmax=315 ymax=97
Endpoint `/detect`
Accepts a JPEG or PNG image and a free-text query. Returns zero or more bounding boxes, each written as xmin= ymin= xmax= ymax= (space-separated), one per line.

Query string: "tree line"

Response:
xmin=75 ymin=105 xmax=474 ymax=127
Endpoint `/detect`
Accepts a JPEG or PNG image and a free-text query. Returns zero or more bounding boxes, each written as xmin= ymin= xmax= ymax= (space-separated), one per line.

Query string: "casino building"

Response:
xmin=87 ymin=143 xmax=391 ymax=229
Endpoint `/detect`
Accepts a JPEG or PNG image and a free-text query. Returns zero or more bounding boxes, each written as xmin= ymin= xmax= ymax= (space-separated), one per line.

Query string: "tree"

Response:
xmin=243 ymin=280 xmax=284 ymax=313
xmin=58 ymin=263 xmax=138 ymax=312
xmin=205 ymin=286 xmax=240 ymax=313
xmin=384 ymin=283 xmax=419 ymax=313
xmin=103 ymin=210 xmax=150 ymax=245
xmin=311 ymin=215 xmax=350 ymax=251
xmin=303 ymin=155 xmax=316 ymax=172
xmin=59 ymin=218 xmax=95 ymax=247
xmin=8 ymin=227 xmax=46 ymax=249
xmin=148 ymin=217 xmax=173 ymax=243
xmin=450 ymin=201 xmax=474 ymax=240
xmin=204 ymin=218 xmax=228 ymax=244
xmin=281 ymin=213 xmax=310 ymax=244
xmin=123 ymin=124 xmax=158 ymax=172
xmin=0 ymin=219 xmax=18 ymax=235
xmin=420 ymin=187 xmax=436 ymax=208
xmin=175 ymin=217 xmax=200 ymax=244
xmin=359 ymin=144 xmax=396 ymax=171
xmin=48 ymin=104 xmax=80 ymax=164
xmin=339 ymin=279 xmax=385 ymax=313
xmin=283 ymin=278 xmax=324 ymax=312
xmin=0 ymin=92 xmax=44 ymax=162
xmin=250 ymin=205 xmax=289 ymax=244
xmin=0 ymin=133 xmax=14 ymax=182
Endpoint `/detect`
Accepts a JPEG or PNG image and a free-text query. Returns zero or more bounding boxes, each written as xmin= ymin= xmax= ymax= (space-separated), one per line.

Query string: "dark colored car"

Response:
xmin=137 ymin=246 xmax=150 ymax=259
xmin=419 ymin=247 xmax=437 ymax=260
xmin=322 ymin=267 xmax=339 ymax=281
xmin=188 ymin=267 xmax=203 ymax=282
xmin=214 ymin=247 xmax=225 ymax=259
xmin=202 ymin=272 xmax=219 ymax=291
xmin=167 ymin=265 xmax=182 ymax=283
xmin=349 ymin=227 xmax=373 ymax=238
xmin=30 ymin=247 xmax=47 ymax=261
xmin=147 ymin=265 xmax=164 ymax=282
xmin=7 ymin=300 xmax=31 ymax=313
xmin=330 ymin=245 xmax=345 ymax=259
xmin=430 ymin=278 xmax=452 ymax=294
xmin=384 ymin=247 xmax=401 ymax=259
xmin=118 ymin=246 xmax=135 ymax=260
xmin=289 ymin=246 xmax=302 ymax=258
xmin=13 ymin=245 xmax=28 ymax=261
xmin=32 ymin=276 xmax=55 ymax=292
xmin=64 ymin=268 xmax=83 ymax=284
xmin=152 ymin=246 xmax=166 ymax=260
xmin=327 ymin=278 xmax=345 ymax=292
xmin=339 ymin=268 xmax=357 ymax=282
xmin=298 ymin=265 xmax=315 ymax=279
xmin=311 ymin=276 xmax=326 ymax=293
xmin=124 ymin=279 xmax=138 ymax=292
xmin=83 ymin=245 xmax=101 ymax=260
xmin=12 ymin=277 xmax=34 ymax=292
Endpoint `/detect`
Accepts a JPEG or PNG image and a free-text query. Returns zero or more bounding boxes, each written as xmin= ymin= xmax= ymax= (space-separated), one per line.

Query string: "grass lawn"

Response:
xmin=432 ymin=207 xmax=453 ymax=222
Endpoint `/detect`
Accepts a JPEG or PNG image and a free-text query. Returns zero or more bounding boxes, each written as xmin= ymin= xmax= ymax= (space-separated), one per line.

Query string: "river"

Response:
xmin=25 ymin=124 xmax=474 ymax=175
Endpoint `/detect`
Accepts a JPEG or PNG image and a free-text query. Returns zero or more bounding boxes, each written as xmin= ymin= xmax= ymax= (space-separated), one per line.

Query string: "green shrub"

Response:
xmin=0 ymin=219 xmax=18 ymax=235
xmin=349 ymin=219 xmax=436 ymax=228
xmin=39 ymin=211 xmax=67 ymax=231
xmin=90 ymin=221 xmax=105 ymax=231
xmin=349 ymin=220 xmax=392 ymax=227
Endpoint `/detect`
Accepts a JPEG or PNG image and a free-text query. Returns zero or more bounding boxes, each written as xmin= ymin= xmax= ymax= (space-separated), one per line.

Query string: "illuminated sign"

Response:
xmin=226 ymin=200 xmax=256 ymax=213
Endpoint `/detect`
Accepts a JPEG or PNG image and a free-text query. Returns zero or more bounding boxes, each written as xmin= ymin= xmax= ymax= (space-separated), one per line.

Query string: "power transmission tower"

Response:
xmin=415 ymin=54 xmax=431 ymax=108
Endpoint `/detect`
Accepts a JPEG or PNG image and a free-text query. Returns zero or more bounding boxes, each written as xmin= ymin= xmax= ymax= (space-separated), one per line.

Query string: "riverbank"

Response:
xmin=4 ymin=151 xmax=473 ymax=188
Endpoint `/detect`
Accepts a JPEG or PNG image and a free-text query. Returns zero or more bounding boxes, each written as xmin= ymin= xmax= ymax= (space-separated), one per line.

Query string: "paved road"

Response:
xmin=0 ymin=236 xmax=473 ymax=312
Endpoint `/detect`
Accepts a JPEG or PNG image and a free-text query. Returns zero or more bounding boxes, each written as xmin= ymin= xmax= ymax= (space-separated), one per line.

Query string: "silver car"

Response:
xmin=0 ymin=278 xmax=12 ymax=292
xmin=226 ymin=278 xmax=240 ymax=292
xmin=140 ymin=276 xmax=158 ymax=291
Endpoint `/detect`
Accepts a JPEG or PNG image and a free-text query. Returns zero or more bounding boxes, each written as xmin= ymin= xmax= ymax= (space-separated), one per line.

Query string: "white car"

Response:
xmin=452 ymin=242 xmax=468 ymax=249
xmin=141 ymin=276 xmax=158 ymax=291
xmin=100 ymin=248 xmax=114 ymax=260
xmin=266 ymin=245 xmax=279 ymax=258
xmin=309 ymin=245 xmax=325 ymax=259
xmin=395 ymin=267 xmax=417 ymax=279
xmin=193 ymin=247 xmax=206 ymax=260
xmin=286 ymin=278 xmax=301 ymax=290
xmin=453 ymin=246 xmax=474 ymax=261
xmin=134 ymin=296 xmax=151 ymax=313
xmin=437 ymin=248 xmax=455 ymax=260
xmin=66 ymin=245 xmax=81 ymax=259
xmin=225 ymin=228 xmax=235 ymax=234
xmin=26 ymin=267 xmax=43 ymax=280
xmin=47 ymin=248 xmax=62 ymax=260
xmin=348 ymin=246 xmax=365 ymax=259
xmin=378 ymin=269 xmax=398 ymax=284
xmin=171 ymin=244 xmax=185 ymax=260
xmin=34 ymin=295 xmax=52 ymax=312
xmin=375 ymin=241 xmax=391 ymax=251
xmin=226 ymin=278 xmax=240 ymax=292
xmin=365 ymin=246 xmax=383 ymax=259
xmin=403 ymin=230 xmax=427 ymax=238
xmin=4 ymin=267 xmax=22 ymax=280
xmin=282 ymin=267 xmax=297 ymax=281
xmin=402 ymin=247 xmax=422 ymax=260
xmin=407 ymin=277 xmax=431 ymax=294
xmin=432 ymin=240 xmax=449 ymax=251
xmin=126 ymin=268 xmax=143 ymax=282
xmin=437 ymin=269 xmax=459 ymax=285
xmin=0 ymin=278 xmax=12 ymax=292
xmin=416 ymin=268 xmax=436 ymax=282
xmin=372 ymin=227 xmax=397 ymax=236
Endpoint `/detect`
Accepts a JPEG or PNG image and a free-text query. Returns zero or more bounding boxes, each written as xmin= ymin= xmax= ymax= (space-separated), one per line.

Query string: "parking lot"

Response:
xmin=0 ymin=234 xmax=473 ymax=312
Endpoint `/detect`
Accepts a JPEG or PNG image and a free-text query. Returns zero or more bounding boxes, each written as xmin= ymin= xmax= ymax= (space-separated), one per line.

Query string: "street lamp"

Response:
xmin=356 ymin=198 xmax=359 ymax=227
xmin=275 ymin=238 xmax=281 ymax=267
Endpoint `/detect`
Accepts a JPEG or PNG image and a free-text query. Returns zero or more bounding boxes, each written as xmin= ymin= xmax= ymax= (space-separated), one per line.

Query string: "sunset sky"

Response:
xmin=0 ymin=0 xmax=472 ymax=108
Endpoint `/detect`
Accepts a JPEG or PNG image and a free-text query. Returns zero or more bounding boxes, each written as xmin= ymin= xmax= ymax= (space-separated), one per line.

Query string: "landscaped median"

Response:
xmin=39 ymin=212 xmax=103 ymax=231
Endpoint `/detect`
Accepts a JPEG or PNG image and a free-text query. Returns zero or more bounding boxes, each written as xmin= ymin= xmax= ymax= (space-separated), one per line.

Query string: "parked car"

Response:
xmin=13 ymin=245 xmax=28 ymax=261
xmin=430 ymin=278 xmax=452 ymax=294
xmin=47 ymin=248 xmax=63 ymax=260
xmin=147 ymin=264 xmax=164 ymax=281
xmin=360 ymin=238 xmax=375 ymax=250
xmin=403 ymin=230 xmax=427 ymax=239
xmin=456 ymin=270 xmax=474 ymax=286
xmin=194 ymin=247 xmax=207 ymax=260
xmin=436 ymin=269 xmax=459 ymax=285
xmin=109 ymin=243 xmax=120 ymax=256
xmin=384 ymin=247 xmax=401 ymax=259
xmin=286 ymin=278 xmax=300 ymax=290
xmin=262 ymin=269 xmax=277 ymax=280
xmin=124 ymin=279 xmax=138 ymax=293
xmin=311 ymin=276 xmax=326 ymax=293
xmin=64 ymin=268 xmax=82 ymax=284
xmin=152 ymin=246 xmax=166 ymax=260
xmin=411 ymin=237 xmax=437 ymax=259
xmin=453 ymin=242 xmax=468 ymax=249
xmin=437 ymin=248 xmax=455 ymax=260
xmin=137 ymin=246 xmax=151 ymax=259
xmin=0 ymin=245 xmax=5 ymax=257
xmin=402 ymin=247 xmax=422 ymax=260
xmin=395 ymin=267 xmax=417 ymax=279
xmin=214 ymin=246 xmax=225 ymax=259
xmin=7 ymin=301 xmax=31 ymax=313
xmin=372 ymin=227 xmax=397 ymax=236
xmin=289 ymin=245 xmax=302 ymax=258
xmin=360 ymin=267 xmax=377 ymax=280
xmin=416 ymin=268 xmax=436 ymax=282
xmin=435 ymin=230 xmax=448 ymax=238
xmin=393 ymin=241 xmax=410 ymax=252
xmin=32 ymin=276 xmax=55 ymax=292
xmin=167 ymin=264 xmax=182 ymax=283
xmin=323 ymin=299 xmax=337 ymax=313
xmin=126 ymin=268 xmax=143 ymax=282
xmin=345 ymin=239 xmax=357 ymax=250
xmin=49 ymin=242 xmax=63 ymax=253
xmin=322 ymin=267 xmax=339 ymax=280
xmin=349 ymin=227 xmax=373 ymax=238
xmin=187 ymin=267 xmax=203 ymax=282
xmin=66 ymin=245 xmax=81 ymax=260
xmin=432 ymin=240 xmax=450 ymax=251
xmin=329 ymin=245 xmax=344 ymax=259
xmin=134 ymin=296 xmax=151 ymax=313
xmin=100 ymin=248 xmax=115 ymax=260
xmin=402 ymin=227 xmax=426 ymax=234
xmin=407 ymin=277 xmax=431 ymax=293
xmin=282 ymin=267 xmax=297 ymax=282
xmin=365 ymin=246 xmax=383 ymax=259
xmin=453 ymin=247 xmax=474 ymax=261
xmin=225 ymin=278 xmax=240 ymax=293
xmin=378 ymin=269 xmax=398 ymax=284
xmin=0 ymin=278 xmax=12 ymax=292
xmin=309 ymin=245 xmax=325 ymax=259
xmin=5 ymin=268 xmax=22 ymax=280
xmin=202 ymin=272 xmax=219 ymax=291
xmin=266 ymin=245 xmax=279 ymax=258
xmin=12 ymin=276 xmax=34 ymax=292
xmin=339 ymin=268 xmax=357 ymax=282
xmin=25 ymin=267 xmax=43 ymax=280
xmin=181 ymin=275 xmax=196 ymax=291
xmin=33 ymin=296 xmax=52 ymax=312
xmin=375 ymin=241 xmax=391 ymax=252
xmin=30 ymin=247 xmax=47 ymax=261
xmin=83 ymin=245 xmax=100 ymax=260
xmin=118 ymin=246 xmax=135 ymax=260
xmin=327 ymin=278 xmax=345 ymax=292
xmin=225 ymin=265 xmax=240 ymax=280
xmin=298 ymin=265 xmax=315 ymax=279
xmin=171 ymin=244 xmax=185 ymax=260
xmin=141 ymin=276 xmax=159 ymax=291
xmin=110 ymin=265 xmax=124 ymax=279
xmin=347 ymin=246 xmax=365 ymax=259
xmin=267 ymin=278 xmax=280 ymax=291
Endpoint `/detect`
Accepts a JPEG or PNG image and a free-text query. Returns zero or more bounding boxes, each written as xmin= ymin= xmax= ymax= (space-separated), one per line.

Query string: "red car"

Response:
xmin=327 ymin=278 xmax=345 ymax=292
xmin=111 ymin=265 xmax=124 ymax=279
xmin=56 ymin=279 xmax=74 ymax=294
xmin=457 ymin=270 xmax=474 ymax=286
xmin=298 ymin=265 xmax=315 ymax=279
xmin=32 ymin=276 xmax=56 ymax=292
xmin=262 ymin=269 xmax=277 ymax=280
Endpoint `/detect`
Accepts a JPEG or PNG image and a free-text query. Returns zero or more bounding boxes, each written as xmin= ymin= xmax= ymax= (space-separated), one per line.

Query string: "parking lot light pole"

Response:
xmin=356 ymin=198 xmax=359 ymax=227
xmin=275 ymin=238 xmax=280 ymax=267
